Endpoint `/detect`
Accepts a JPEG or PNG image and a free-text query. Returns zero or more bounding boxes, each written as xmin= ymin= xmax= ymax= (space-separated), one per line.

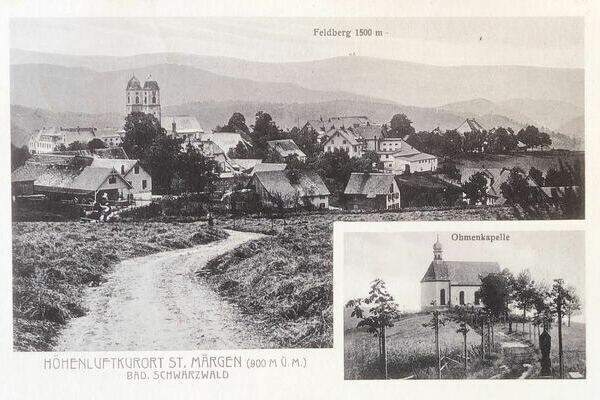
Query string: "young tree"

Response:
xmin=462 ymin=172 xmax=489 ymax=205
xmin=562 ymin=286 xmax=582 ymax=327
xmin=513 ymin=270 xmax=537 ymax=332
xmin=346 ymin=279 xmax=401 ymax=378
xmin=387 ymin=113 xmax=415 ymax=138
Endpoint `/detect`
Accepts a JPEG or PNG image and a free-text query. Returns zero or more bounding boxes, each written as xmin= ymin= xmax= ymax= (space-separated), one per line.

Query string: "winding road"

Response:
xmin=54 ymin=230 xmax=266 ymax=351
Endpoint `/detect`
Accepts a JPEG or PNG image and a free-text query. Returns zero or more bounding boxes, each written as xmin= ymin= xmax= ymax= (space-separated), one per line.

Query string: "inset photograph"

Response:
xmin=343 ymin=230 xmax=585 ymax=380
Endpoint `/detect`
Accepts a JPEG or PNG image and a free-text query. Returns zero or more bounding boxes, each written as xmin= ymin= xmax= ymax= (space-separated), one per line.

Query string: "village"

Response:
xmin=10 ymin=75 xmax=584 ymax=221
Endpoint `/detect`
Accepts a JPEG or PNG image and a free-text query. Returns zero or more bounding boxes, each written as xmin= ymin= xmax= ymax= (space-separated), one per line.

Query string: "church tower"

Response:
xmin=125 ymin=74 xmax=161 ymax=124
xmin=142 ymin=74 xmax=161 ymax=124
xmin=433 ymin=235 xmax=443 ymax=261
xmin=126 ymin=75 xmax=143 ymax=115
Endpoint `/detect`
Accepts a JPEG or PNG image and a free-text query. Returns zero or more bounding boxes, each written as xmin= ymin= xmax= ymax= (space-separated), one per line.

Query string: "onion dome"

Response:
xmin=433 ymin=235 xmax=442 ymax=251
xmin=126 ymin=75 xmax=142 ymax=90
xmin=143 ymin=74 xmax=160 ymax=90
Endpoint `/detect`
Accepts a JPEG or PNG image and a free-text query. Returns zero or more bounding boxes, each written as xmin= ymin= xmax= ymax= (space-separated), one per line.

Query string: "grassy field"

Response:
xmin=201 ymin=208 xmax=513 ymax=349
xmin=344 ymin=313 xmax=483 ymax=379
xmin=12 ymin=221 xmax=228 ymax=351
xmin=449 ymin=150 xmax=584 ymax=173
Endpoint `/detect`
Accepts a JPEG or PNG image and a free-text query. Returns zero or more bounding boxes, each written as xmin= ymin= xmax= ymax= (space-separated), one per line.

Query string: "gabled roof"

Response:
xmin=231 ymin=159 xmax=263 ymax=172
xmin=90 ymin=158 xmax=139 ymax=175
xmin=94 ymin=147 xmax=129 ymax=159
xmin=421 ymin=261 xmax=500 ymax=286
xmin=322 ymin=128 xmax=360 ymax=146
xmin=253 ymin=170 xmax=330 ymax=201
xmin=12 ymin=164 xmax=131 ymax=194
xmin=395 ymin=152 xmax=437 ymax=162
xmin=352 ymin=124 xmax=383 ymax=140
xmin=460 ymin=167 xmax=510 ymax=200
xmin=267 ymin=139 xmax=306 ymax=159
xmin=252 ymin=163 xmax=287 ymax=173
xmin=455 ymin=119 xmax=487 ymax=134
xmin=344 ymin=173 xmax=396 ymax=198
xmin=26 ymin=153 xmax=94 ymax=166
xmin=162 ymin=115 xmax=203 ymax=134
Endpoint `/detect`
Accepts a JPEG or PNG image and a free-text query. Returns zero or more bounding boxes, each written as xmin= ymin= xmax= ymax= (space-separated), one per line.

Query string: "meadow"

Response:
xmin=450 ymin=150 xmax=584 ymax=173
xmin=12 ymin=221 xmax=228 ymax=351
xmin=344 ymin=313 xmax=483 ymax=379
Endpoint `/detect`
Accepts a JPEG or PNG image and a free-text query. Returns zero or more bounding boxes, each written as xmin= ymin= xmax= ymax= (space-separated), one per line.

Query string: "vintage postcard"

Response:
xmin=1 ymin=1 xmax=597 ymax=399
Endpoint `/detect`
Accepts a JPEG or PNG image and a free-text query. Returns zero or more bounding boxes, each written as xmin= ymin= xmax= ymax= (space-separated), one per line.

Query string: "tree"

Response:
xmin=441 ymin=130 xmax=464 ymax=155
xmin=140 ymin=135 xmax=182 ymax=194
xmin=463 ymin=130 xmax=488 ymax=153
xmin=500 ymin=167 xmax=531 ymax=206
xmin=438 ymin=162 xmax=461 ymax=181
xmin=216 ymin=112 xmax=250 ymax=135
xmin=174 ymin=143 xmax=220 ymax=194
xmin=562 ymin=286 xmax=582 ymax=327
xmin=517 ymin=125 xmax=552 ymax=150
xmin=462 ymin=172 xmax=488 ymax=205
xmin=346 ymin=279 xmax=401 ymax=378
xmin=487 ymin=127 xmax=517 ymax=154
xmin=11 ymin=145 xmax=30 ymax=171
xmin=122 ymin=112 xmax=165 ymax=159
xmin=66 ymin=141 xmax=88 ymax=151
xmin=88 ymin=138 xmax=107 ymax=151
xmin=388 ymin=113 xmax=415 ymax=138
xmin=479 ymin=270 xmax=514 ymax=319
xmin=513 ymin=270 xmax=537 ymax=331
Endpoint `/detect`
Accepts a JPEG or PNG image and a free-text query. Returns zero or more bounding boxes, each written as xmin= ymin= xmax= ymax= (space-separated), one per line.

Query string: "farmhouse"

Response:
xmin=11 ymin=163 xmax=132 ymax=201
xmin=461 ymin=168 xmax=510 ymax=205
xmin=249 ymin=170 xmax=330 ymax=209
xmin=377 ymin=139 xmax=438 ymax=174
xmin=300 ymin=115 xmax=371 ymax=141
xmin=420 ymin=237 xmax=500 ymax=311
xmin=343 ymin=173 xmax=400 ymax=210
xmin=455 ymin=118 xmax=486 ymax=136
xmin=90 ymin=158 xmax=152 ymax=201
xmin=267 ymin=139 xmax=307 ymax=162
xmin=322 ymin=128 xmax=363 ymax=158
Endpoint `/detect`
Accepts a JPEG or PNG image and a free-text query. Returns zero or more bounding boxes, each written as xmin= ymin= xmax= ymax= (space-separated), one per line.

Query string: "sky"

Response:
xmin=10 ymin=17 xmax=584 ymax=68
xmin=343 ymin=230 xmax=585 ymax=313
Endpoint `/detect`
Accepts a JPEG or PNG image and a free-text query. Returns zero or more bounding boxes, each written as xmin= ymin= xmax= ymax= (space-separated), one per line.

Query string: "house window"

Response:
xmin=108 ymin=176 xmax=116 ymax=184
xmin=120 ymin=165 xmax=125 ymax=175
xmin=142 ymin=180 xmax=147 ymax=189
xmin=440 ymin=289 xmax=446 ymax=306
xmin=474 ymin=291 xmax=481 ymax=305
xmin=459 ymin=291 xmax=465 ymax=305
xmin=134 ymin=165 xmax=140 ymax=174
xmin=135 ymin=95 xmax=139 ymax=104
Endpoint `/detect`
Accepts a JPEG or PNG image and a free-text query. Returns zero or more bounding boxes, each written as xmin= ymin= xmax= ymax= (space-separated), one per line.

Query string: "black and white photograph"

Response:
xmin=343 ymin=230 xmax=585 ymax=380
xmin=8 ymin=16 xmax=585 ymax=354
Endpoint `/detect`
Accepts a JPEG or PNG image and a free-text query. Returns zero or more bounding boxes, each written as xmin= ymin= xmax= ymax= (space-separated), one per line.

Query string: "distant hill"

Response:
xmin=439 ymin=98 xmax=584 ymax=136
xmin=11 ymin=49 xmax=584 ymax=109
xmin=557 ymin=115 xmax=585 ymax=140
xmin=10 ymin=63 xmax=382 ymax=114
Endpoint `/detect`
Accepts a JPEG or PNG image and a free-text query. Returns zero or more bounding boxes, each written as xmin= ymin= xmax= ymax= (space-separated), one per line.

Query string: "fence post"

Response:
xmin=435 ymin=311 xmax=441 ymax=379
xmin=481 ymin=317 xmax=485 ymax=360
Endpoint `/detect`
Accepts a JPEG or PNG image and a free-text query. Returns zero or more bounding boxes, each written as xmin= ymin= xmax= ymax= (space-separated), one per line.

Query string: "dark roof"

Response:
xmin=421 ymin=261 xmax=500 ymax=285
xmin=143 ymin=80 xmax=160 ymax=90
xmin=267 ymin=139 xmax=306 ymax=158
xmin=254 ymin=170 xmax=330 ymax=201
xmin=27 ymin=153 xmax=94 ymax=166
xmin=352 ymin=124 xmax=383 ymax=140
xmin=94 ymin=147 xmax=129 ymax=159
xmin=126 ymin=75 xmax=142 ymax=90
xmin=344 ymin=173 xmax=396 ymax=197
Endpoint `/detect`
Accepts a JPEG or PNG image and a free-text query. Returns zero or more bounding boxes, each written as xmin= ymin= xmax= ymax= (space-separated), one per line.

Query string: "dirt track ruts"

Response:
xmin=54 ymin=230 xmax=266 ymax=351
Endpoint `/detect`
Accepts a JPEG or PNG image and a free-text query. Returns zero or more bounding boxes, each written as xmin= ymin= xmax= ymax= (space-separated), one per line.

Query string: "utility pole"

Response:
xmin=435 ymin=311 xmax=441 ymax=379
xmin=555 ymin=279 xmax=564 ymax=379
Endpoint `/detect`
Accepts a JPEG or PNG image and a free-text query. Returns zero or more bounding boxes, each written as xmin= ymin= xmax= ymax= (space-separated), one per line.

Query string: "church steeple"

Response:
xmin=433 ymin=235 xmax=443 ymax=261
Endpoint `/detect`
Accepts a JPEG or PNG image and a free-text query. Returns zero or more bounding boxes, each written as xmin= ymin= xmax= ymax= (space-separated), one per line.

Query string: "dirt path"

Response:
xmin=54 ymin=230 xmax=266 ymax=351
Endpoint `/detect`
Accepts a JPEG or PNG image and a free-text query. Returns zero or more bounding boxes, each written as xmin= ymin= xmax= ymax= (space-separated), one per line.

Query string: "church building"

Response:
xmin=420 ymin=236 xmax=500 ymax=311
xmin=126 ymin=74 xmax=161 ymax=124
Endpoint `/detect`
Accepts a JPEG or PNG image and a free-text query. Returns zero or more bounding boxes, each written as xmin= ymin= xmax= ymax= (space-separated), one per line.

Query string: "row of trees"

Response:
xmin=480 ymin=269 xmax=581 ymax=332
xmin=406 ymin=125 xmax=552 ymax=157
